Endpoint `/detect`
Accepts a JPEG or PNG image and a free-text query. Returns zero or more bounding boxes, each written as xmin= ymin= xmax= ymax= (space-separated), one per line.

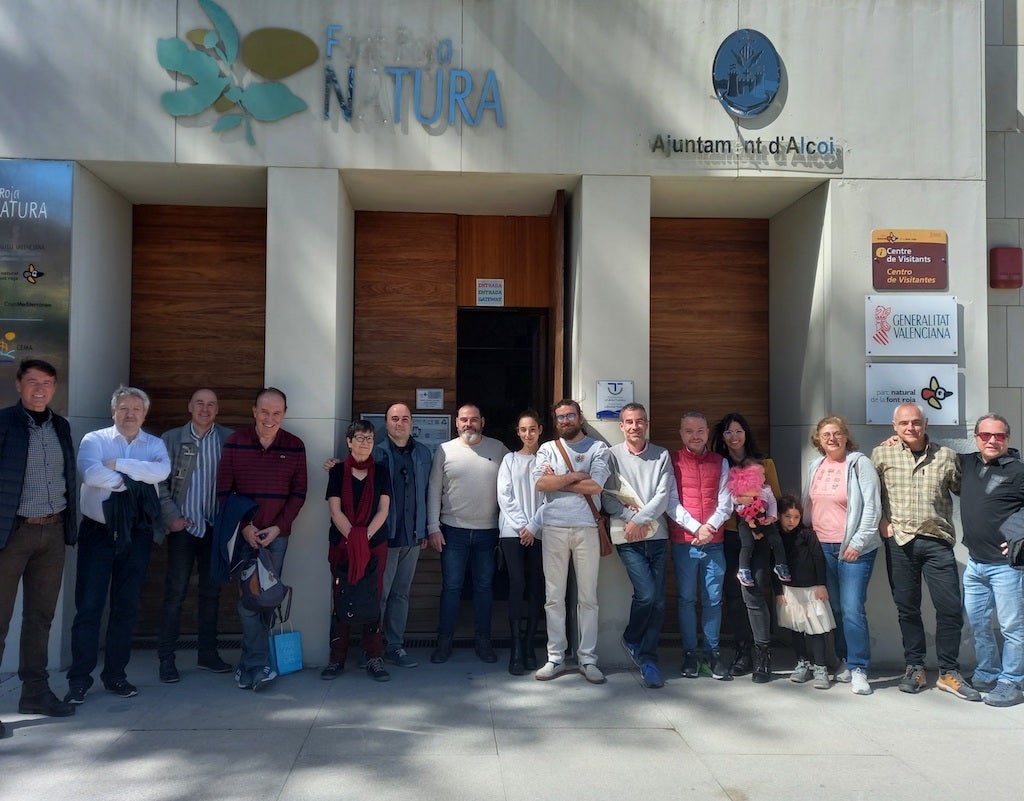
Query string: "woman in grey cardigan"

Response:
xmin=803 ymin=415 xmax=881 ymax=696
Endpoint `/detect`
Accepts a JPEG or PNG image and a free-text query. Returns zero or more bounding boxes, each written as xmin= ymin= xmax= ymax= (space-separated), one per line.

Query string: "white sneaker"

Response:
xmin=834 ymin=659 xmax=852 ymax=683
xmin=851 ymin=667 xmax=872 ymax=695
xmin=535 ymin=661 xmax=570 ymax=681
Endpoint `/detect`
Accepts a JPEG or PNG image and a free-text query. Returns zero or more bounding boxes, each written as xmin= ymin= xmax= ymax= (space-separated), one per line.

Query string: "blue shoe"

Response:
xmin=737 ymin=568 xmax=754 ymax=587
xmin=773 ymin=563 xmax=792 ymax=583
xmin=252 ymin=666 xmax=277 ymax=692
xmin=621 ymin=637 xmax=642 ymax=667
xmin=640 ymin=662 xmax=664 ymax=689
xmin=984 ymin=680 xmax=1023 ymax=707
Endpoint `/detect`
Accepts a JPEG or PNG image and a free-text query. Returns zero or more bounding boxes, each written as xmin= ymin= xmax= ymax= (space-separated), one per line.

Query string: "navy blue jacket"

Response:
xmin=372 ymin=435 xmax=432 ymax=545
xmin=0 ymin=402 xmax=78 ymax=549
xmin=959 ymin=450 xmax=1024 ymax=564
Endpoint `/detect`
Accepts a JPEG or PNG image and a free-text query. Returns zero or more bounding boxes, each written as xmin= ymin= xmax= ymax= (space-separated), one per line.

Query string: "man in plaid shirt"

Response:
xmin=872 ymin=402 xmax=980 ymax=701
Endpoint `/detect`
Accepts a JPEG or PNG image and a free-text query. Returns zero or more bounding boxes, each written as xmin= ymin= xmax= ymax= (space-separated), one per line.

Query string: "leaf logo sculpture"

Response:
xmin=157 ymin=0 xmax=317 ymax=145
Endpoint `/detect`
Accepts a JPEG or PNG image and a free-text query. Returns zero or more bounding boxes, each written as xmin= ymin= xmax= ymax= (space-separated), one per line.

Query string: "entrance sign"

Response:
xmin=416 ymin=387 xmax=444 ymax=410
xmin=865 ymin=294 xmax=957 ymax=357
xmin=0 ymin=159 xmax=73 ymax=411
xmin=871 ymin=229 xmax=948 ymax=291
xmin=866 ymin=363 xmax=958 ymax=425
xmin=476 ymin=279 xmax=504 ymax=307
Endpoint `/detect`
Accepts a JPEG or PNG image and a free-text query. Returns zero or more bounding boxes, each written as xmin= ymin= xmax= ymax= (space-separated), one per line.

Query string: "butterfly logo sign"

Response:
xmin=920 ymin=376 xmax=952 ymax=410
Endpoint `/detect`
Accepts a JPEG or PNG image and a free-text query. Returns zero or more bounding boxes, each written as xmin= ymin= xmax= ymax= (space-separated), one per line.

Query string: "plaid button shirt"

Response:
xmin=871 ymin=437 xmax=960 ymax=546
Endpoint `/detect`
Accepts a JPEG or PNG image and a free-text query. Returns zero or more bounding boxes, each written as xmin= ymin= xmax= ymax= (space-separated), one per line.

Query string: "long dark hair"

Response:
xmin=711 ymin=412 xmax=765 ymax=466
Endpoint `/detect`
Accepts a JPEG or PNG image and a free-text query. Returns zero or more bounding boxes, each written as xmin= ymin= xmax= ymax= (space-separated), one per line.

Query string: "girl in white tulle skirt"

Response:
xmin=775 ymin=495 xmax=836 ymax=689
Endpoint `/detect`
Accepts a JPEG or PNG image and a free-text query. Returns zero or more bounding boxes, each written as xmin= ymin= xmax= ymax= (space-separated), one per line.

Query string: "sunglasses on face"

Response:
xmin=976 ymin=432 xmax=1009 ymax=443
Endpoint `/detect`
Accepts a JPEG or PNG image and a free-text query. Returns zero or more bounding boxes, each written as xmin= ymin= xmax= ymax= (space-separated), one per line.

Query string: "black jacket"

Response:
xmin=959 ymin=451 xmax=1024 ymax=564
xmin=0 ymin=402 xmax=78 ymax=549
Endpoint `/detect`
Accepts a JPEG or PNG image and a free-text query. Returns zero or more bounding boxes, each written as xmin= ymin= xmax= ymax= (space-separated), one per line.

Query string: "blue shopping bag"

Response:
xmin=270 ymin=623 xmax=303 ymax=675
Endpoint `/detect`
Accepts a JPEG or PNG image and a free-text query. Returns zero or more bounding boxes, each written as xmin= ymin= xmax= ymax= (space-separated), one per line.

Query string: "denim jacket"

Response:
xmin=373 ymin=436 xmax=432 ymax=544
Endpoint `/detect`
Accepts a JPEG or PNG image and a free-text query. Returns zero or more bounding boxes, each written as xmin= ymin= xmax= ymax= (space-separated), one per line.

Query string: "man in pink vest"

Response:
xmin=668 ymin=412 xmax=732 ymax=680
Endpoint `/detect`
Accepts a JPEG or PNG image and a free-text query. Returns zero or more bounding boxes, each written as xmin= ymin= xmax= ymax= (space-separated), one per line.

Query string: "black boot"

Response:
xmin=752 ymin=644 xmax=772 ymax=684
xmin=430 ymin=634 xmax=453 ymax=664
xmin=508 ymin=620 xmax=525 ymax=676
xmin=522 ymin=617 xmax=539 ymax=671
xmin=729 ymin=645 xmax=753 ymax=677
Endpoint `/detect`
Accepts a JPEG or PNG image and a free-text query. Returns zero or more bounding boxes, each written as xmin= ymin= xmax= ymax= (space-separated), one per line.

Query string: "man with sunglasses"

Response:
xmin=958 ymin=413 xmax=1024 ymax=707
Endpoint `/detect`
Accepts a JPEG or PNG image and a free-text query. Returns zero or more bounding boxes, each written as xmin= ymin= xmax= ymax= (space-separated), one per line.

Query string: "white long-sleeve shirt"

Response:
xmin=497 ymin=451 xmax=544 ymax=539
xmin=79 ymin=425 xmax=171 ymax=523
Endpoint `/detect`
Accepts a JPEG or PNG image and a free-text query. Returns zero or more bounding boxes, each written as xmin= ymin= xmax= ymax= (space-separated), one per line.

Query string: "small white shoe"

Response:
xmin=581 ymin=664 xmax=607 ymax=684
xmin=851 ymin=667 xmax=873 ymax=695
xmin=834 ymin=659 xmax=852 ymax=683
xmin=535 ymin=661 xmax=571 ymax=681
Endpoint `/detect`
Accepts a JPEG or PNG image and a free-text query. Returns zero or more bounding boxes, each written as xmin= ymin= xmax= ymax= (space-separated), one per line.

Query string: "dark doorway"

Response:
xmin=457 ymin=308 xmax=550 ymax=451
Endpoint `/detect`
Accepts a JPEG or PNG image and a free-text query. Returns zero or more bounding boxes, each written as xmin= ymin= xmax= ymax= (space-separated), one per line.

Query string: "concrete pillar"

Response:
xmin=568 ymin=174 xmax=651 ymax=666
xmin=264 ymin=167 xmax=354 ymax=664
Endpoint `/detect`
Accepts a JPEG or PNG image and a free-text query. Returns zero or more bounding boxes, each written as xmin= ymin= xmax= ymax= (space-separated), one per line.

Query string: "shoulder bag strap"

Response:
xmin=554 ymin=437 xmax=602 ymax=524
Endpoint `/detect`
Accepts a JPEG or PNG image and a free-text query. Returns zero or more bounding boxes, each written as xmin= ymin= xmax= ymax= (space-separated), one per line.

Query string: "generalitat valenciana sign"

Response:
xmin=865 ymin=294 xmax=957 ymax=357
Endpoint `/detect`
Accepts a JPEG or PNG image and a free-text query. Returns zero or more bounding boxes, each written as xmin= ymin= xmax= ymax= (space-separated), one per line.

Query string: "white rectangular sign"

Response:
xmin=361 ymin=413 xmax=452 ymax=456
xmin=476 ymin=278 xmax=504 ymax=306
xmin=865 ymin=294 xmax=957 ymax=357
xmin=866 ymin=363 xmax=959 ymax=425
xmin=595 ymin=380 xmax=635 ymax=420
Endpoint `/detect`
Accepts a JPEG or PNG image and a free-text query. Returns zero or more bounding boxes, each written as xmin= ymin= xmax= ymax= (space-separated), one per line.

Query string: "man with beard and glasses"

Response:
xmin=426 ymin=404 xmax=508 ymax=664
xmin=532 ymin=399 xmax=610 ymax=684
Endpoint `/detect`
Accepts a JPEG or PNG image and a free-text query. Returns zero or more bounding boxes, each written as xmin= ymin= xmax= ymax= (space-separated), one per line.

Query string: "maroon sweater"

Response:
xmin=216 ymin=426 xmax=307 ymax=536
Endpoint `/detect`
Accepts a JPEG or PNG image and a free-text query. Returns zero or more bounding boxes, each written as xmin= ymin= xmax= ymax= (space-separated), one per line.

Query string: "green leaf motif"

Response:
xmin=238 ymin=82 xmax=307 ymax=121
xmin=200 ymin=0 xmax=239 ymax=65
xmin=213 ymin=114 xmax=243 ymax=132
xmin=157 ymin=38 xmax=231 ymax=115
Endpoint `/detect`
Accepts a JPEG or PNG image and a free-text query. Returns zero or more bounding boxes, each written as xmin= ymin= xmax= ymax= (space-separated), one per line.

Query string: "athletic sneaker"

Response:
xmin=234 ymin=667 xmax=252 ymax=690
xmin=898 ymin=664 xmax=926 ymax=694
xmin=851 ymin=667 xmax=872 ymax=695
xmin=383 ymin=648 xmax=419 ymax=668
xmin=365 ymin=657 xmax=391 ymax=682
xmin=320 ymin=662 xmax=343 ymax=680
xmin=640 ymin=662 xmax=664 ymax=689
xmin=252 ymin=665 xmax=277 ymax=692
xmin=834 ymin=659 xmax=852 ymax=683
xmin=812 ymin=664 xmax=832 ymax=690
xmin=936 ymin=670 xmax=982 ymax=701
xmin=790 ymin=658 xmax=813 ymax=683
xmin=984 ymin=680 xmax=1024 ymax=707
xmin=709 ymin=650 xmax=732 ymax=681
xmin=63 ymin=686 xmax=88 ymax=705
xmin=773 ymin=563 xmax=792 ymax=582
xmin=681 ymin=650 xmax=700 ymax=678
xmin=104 ymin=679 xmax=138 ymax=698
xmin=736 ymin=568 xmax=754 ymax=587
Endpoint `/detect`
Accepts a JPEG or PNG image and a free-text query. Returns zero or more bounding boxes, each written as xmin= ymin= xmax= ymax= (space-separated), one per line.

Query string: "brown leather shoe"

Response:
xmin=18 ymin=690 xmax=75 ymax=717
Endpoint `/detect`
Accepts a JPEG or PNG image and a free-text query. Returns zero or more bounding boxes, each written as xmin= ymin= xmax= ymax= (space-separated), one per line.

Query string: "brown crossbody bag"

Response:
xmin=553 ymin=438 xmax=613 ymax=557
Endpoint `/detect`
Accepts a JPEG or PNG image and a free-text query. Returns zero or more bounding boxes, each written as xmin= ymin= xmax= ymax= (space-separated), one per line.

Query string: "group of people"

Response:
xmin=3 ymin=361 xmax=1024 ymax=740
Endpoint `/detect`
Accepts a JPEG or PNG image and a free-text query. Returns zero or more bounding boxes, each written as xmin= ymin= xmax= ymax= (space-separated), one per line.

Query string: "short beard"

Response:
xmin=558 ymin=423 xmax=582 ymax=440
xmin=459 ymin=430 xmax=482 ymax=445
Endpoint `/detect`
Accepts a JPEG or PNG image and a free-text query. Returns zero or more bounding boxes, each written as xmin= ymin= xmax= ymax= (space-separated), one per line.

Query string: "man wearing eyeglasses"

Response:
xmin=532 ymin=399 xmax=611 ymax=684
xmin=426 ymin=404 xmax=508 ymax=664
xmin=958 ymin=413 xmax=1024 ymax=707
xmin=871 ymin=403 xmax=979 ymax=701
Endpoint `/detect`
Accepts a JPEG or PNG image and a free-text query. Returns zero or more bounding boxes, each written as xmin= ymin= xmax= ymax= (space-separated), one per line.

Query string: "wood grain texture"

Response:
xmin=456 ymin=215 xmax=551 ymax=308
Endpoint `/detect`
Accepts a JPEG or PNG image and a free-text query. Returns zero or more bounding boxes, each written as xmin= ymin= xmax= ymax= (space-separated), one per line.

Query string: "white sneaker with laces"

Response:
xmin=834 ymin=659 xmax=852 ymax=683
xmin=851 ymin=667 xmax=872 ymax=695
xmin=535 ymin=661 xmax=570 ymax=681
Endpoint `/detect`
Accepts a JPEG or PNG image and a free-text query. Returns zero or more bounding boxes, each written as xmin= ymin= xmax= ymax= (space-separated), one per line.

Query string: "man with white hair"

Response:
xmin=872 ymin=402 xmax=978 ymax=701
xmin=65 ymin=386 xmax=170 ymax=704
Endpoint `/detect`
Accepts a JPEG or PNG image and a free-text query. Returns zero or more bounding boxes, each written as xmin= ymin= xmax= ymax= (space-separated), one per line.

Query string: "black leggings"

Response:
xmin=499 ymin=537 xmax=544 ymax=623
xmin=724 ymin=529 xmax=772 ymax=648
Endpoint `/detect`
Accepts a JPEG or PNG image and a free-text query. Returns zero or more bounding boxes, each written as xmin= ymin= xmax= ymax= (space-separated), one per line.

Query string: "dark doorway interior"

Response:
xmin=457 ymin=308 xmax=550 ymax=451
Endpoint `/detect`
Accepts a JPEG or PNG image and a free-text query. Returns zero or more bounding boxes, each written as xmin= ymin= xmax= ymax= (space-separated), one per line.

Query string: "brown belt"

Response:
xmin=18 ymin=513 xmax=64 ymax=525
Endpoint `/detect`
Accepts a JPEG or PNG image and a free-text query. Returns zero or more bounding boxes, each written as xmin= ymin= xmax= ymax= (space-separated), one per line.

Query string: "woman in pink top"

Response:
xmin=803 ymin=416 xmax=881 ymax=697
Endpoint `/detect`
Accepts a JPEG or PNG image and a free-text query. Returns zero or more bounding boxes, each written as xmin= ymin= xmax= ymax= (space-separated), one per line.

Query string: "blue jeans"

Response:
xmin=672 ymin=541 xmax=725 ymax=653
xmin=821 ymin=542 xmax=877 ymax=670
xmin=238 ymin=536 xmax=288 ymax=673
xmin=963 ymin=557 xmax=1024 ymax=687
xmin=158 ymin=526 xmax=222 ymax=661
xmin=438 ymin=525 xmax=497 ymax=636
xmin=617 ymin=539 xmax=667 ymax=664
xmin=67 ymin=517 xmax=153 ymax=689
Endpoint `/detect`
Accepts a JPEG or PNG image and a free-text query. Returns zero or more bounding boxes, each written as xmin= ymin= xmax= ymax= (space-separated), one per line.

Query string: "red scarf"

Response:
xmin=342 ymin=454 xmax=375 ymax=583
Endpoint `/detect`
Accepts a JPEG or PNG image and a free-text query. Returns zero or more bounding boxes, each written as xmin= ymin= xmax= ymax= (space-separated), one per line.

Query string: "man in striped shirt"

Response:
xmin=156 ymin=389 xmax=234 ymax=683
xmin=216 ymin=387 xmax=307 ymax=692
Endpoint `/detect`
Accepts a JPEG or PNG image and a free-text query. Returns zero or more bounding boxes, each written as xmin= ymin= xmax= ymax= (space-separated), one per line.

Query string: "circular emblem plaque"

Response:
xmin=712 ymin=29 xmax=781 ymax=118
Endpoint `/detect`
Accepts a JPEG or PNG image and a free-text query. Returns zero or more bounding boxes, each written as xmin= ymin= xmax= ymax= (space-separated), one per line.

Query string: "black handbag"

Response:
xmin=334 ymin=555 xmax=380 ymax=624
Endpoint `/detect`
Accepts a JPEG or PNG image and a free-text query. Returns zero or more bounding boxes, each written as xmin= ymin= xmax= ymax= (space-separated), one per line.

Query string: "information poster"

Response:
xmin=360 ymin=413 xmax=451 ymax=456
xmin=0 ymin=159 xmax=73 ymax=411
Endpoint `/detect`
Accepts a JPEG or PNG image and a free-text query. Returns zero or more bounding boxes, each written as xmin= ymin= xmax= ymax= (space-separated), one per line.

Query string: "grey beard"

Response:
xmin=459 ymin=430 xmax=481 ymax=444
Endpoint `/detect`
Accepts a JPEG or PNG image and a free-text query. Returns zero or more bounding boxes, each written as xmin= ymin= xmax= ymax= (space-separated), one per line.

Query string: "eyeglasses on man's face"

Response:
xmin=556 ymin=413 xmax=578 ymax=422
xmin=976 ymin=431 xmax=1009 ymax=443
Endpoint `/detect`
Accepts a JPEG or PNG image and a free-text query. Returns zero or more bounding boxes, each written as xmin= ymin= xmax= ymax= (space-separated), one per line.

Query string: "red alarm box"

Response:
xmin=990 ymin=247 xmax=1023 ymax=288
